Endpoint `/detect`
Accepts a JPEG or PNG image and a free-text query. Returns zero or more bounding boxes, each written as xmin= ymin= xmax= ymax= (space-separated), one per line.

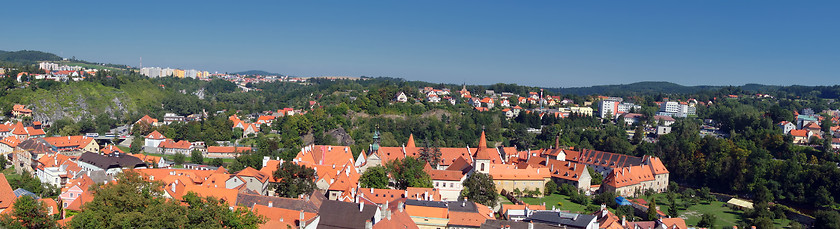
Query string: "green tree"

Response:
xmin=588 ymin=167 xmax=603 ymax=185
xmin=418 ymin=141 xmax=442 ymax=168
xmin=814 ymin=210 xmax=840 ymax=229
xmin=0 ymin=195 xmax=58 ymax=229
xmin=359 ymin=166 xmax=389 ymax=189
xmin=632 ymin=126 xmax=644 ymax=144
xmin=190 ymin=149 xmax=204 ymax=164
xmin=386 ymin=157 xmax=432 ymax=189
xmin=544 ymin=181 xmax=557 ymax=196
xmin=667 ymin=192 xmax=679 ymax=217
xmin=130 ymin=138 xmax=143 ymax=154
xmin=461 ymin=173 xmax=498 ymax=206
xmin=70 ymin=170 xmax=264 ymax=228
xmin=173 ymin=152 xmax=186 ymax=165
xmin=272 ymin=161 xmax=316 ymax=198
xmin=647 ymin=197 xmax=658 ymax=221
xmin=181 ymin=192 xmax=265 ymax=228
xmin=697 ymin=213 xmax=716 ymax=228
xmin=209 ymin=158 xmax=224 ymax=167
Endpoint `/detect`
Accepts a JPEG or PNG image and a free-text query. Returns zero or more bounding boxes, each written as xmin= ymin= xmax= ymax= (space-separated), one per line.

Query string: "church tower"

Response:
xmin=474 ymin=130 xmax=492 ymax=174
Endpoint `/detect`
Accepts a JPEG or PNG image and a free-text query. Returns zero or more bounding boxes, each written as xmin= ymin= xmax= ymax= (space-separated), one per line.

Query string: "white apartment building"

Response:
xmin=658 ymin=101 xmax=696 ymax=118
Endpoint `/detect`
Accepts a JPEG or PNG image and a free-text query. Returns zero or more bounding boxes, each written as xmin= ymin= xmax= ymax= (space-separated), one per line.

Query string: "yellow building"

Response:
xmin=487 ymin=164 xmax=551 ymax=196
xmin=174 ymin=69 xmax=185 ymax=78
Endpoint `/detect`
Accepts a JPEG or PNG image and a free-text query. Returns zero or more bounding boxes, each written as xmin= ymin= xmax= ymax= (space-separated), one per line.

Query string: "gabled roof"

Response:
xmin=78 ymin=152 xmax=146 ymax=170
xmin=236 ymin=192 xmax=322 ymax=213
xmin=100 ymin=145 xmax=124 ymax=155
xmin=566 ymin=148 xmax=643 ymax=169
xmin=0 ymin=136 xmax=22 ymax=148
xmin=136 ymin=115 xmax=158 ymax=125
xmin=158 ymin=139 xmax=191 ymax=149
xmin=527 ymin=157 xmax=587 ymax=181
xmin=317 ymin=200 xmax=378 ymax=229
xmin=42 ymin=136 xmax=95 ymax=149
xmin=406 ymin=187 xmax=441 ymax=201
xmin=425 ymin=165 xmax=464 ymax=181
xmin=659 ymin=218 xmax=688 ymax=229
xmin=16 ymin=138 xmax=55 ymax=155
xmin=358 ymin=188 xmax=406 ymax=204
xmin=180 ymin=185 xmax=242 ymax=207
xmin=373 ymin=206 xmax=419 ymax=229
xmin=404 ymin=199 xmax=448 ymax=219
xmin=146 ymin=130 xmax=166 ymax=140
xmin=790 ymin=129 xmax=809 ymax=137
xmin=253 ymin=204 xmax=317 ymax=229
xmin=644 ymin=156 xmax=669 ymax=175
xmin=66 ymin=190 xmax=94 ymax=211
xmin=602 ymin=164 xmax=656 ymax=188
xmin=448 ymin=212 xmax=488 ymax=228
xmin=488 ymin=164 xmax=550 ymax=181
xmin=12 ymin=104 xmax=31 ymax=113
xmin=235 ymin=167 xmax=270 ymax=183
xmin=0 ymin=174 xmax=15 ymax=210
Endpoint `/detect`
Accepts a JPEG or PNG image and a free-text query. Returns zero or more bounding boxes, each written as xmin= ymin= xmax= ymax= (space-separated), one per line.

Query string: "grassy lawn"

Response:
xmin=519 ymin=194 xmax=592 ymax=214
xmin=642 ymin=193 xmax=790 ymax=228
xmin=1 ymin=166 xmax=20 ymax=181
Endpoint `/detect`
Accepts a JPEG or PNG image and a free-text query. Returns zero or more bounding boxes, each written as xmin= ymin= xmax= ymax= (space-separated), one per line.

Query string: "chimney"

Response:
xmin=398 ymin=202 xmax=404 ymax=212
xmin=371 ymin=188 xmax=374 ymax=194
xmin=299 ymin=210 xmax=306 ymax=228
xmin=622 ymin=215 xmax=626 ymax=226
xmin=359 ymin=202 xmax=364 ymax=212
xmin=528 ymin=222 xmax=534 ymax=229
xmin=268 ymin=201 xmax=273 ymax=208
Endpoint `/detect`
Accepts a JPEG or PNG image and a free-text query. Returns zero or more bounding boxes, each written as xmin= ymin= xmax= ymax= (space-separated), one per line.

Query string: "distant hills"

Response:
xmin=548 ymin=81 xmax=726 ymax=96
xmin=0 ymin=50 xmax=62 ymax=65
xmin=231 ymin=70 xmax=283 ymax=76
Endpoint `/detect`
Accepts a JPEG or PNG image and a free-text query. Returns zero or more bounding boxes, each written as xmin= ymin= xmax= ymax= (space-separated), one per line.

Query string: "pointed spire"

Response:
xmin=478 ymin=130 xmax=487 ymax=149
xmin=407 ymin=134 xmax=416 ymax=148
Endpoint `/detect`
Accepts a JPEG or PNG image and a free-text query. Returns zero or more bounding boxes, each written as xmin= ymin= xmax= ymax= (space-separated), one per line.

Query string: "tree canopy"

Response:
xmin=272 ymin=161 xmax=316 ymax=198
xmin=460 ymin=172 xmax=498 ymax=206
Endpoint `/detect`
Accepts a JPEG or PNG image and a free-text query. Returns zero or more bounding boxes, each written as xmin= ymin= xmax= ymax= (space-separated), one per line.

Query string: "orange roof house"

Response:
xmin=136 ymin=115 xmax=159 ymax=126
xmin=101 ymin=145 xmax=125 ymax=155
xmin=42 ymin=136 xmax=98 ymax=152
xmin=11 ymin=104 xmax=32 ymax=117
xmin=146 ymin=130 xmax=166 ymax=140
xmin=252 ymin=204 xmax=317 ymax=229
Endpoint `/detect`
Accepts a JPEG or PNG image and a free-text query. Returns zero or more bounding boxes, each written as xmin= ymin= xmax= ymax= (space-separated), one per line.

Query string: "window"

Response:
xmin=480 ymin=163 xmax=485 ymax=171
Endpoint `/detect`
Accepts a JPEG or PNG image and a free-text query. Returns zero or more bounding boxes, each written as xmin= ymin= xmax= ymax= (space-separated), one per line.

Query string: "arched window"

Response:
xmin=480 ymin=163 xmax=485 ymax=171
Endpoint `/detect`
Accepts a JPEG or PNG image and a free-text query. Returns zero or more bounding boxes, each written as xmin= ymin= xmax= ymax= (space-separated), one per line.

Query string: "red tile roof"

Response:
xmin=101 ymin=145 xmax=125 ymax=155
xmin=790 ymin=129 xmax=809 ymax=137
xmin=0 ymin=174 xmax=15 ymax=211
xmin=42 ymin=136 xmax=95 ymax=150
xmin=146 ymin=130 xmax=166 ymax=140
xmin=448 ymin=212 xmax=487 ymax=227
xmin=136 ymin=115 xmax=158 ymax=125
xmin=158 ymin=139 xmax=191 ymax=149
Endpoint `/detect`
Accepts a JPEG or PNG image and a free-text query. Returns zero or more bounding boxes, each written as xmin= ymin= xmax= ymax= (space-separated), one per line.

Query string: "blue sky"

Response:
xmin=2 ymin=1 xmax=838 ymax=87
